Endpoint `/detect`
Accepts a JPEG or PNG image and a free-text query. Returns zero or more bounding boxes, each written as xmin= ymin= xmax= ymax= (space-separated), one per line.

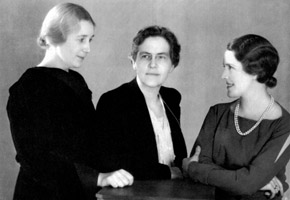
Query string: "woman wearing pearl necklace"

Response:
xmin=183 ymin=34 xmax=290 ymax=200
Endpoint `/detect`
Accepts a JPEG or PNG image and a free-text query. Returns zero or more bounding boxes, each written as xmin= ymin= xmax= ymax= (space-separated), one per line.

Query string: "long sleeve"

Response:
xmin=94 ymin=79 xmax=187 ymax=180
xmin=6 ymin=68 xmax=100 ymax=199
xmin=188 ymin=104 xmax=290 ymax=196
xmin=95 ymin=92 xmax=171 ymax=179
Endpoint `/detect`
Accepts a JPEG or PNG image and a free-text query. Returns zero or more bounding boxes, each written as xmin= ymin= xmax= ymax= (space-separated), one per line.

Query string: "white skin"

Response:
xmin=183 ymin=50 xmax=283 ymax=198
xmin=38 ymin=20 xmax=134 ymax=188
xmin=38 ymin=20 xmax=95 ymax=71
xmin=130 ymin=36 xmax=182 ymax=179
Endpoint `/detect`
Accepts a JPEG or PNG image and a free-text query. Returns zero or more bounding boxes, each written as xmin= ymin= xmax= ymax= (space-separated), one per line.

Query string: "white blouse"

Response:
xmin=147 ymin=97 xmax=175 ymax=166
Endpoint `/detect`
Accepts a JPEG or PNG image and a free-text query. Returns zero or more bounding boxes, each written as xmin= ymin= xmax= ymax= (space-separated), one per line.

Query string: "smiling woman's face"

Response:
xmin=53 ymin=20 xmax=95 ymax=71
xmin=222 ymin=50 xmax=256 ymax=98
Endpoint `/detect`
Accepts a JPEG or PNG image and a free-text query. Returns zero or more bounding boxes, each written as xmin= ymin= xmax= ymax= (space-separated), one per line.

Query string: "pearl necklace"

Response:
xmin=234 ymin=95 xmax=274 ymax=136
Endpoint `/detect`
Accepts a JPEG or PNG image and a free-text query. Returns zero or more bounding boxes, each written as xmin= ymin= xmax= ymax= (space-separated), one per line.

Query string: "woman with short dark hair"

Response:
xmin=183 ymin=34 xmax=290 ymax=200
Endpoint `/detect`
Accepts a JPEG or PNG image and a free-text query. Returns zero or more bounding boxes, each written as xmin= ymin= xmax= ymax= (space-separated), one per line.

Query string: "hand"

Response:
xmin=170 ymin=166 xmax=183 ymax=179
xmin=182 ymin=146 xmax=201 ymax=177
xmin=260 ymin=176 xmax=283 ymax=199
xmin=98 ymin=169 xmax=134 ymax=188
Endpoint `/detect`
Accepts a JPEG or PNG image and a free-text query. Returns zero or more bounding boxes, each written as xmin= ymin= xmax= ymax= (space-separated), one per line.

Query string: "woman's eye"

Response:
xmin=225 ymin=65 xmax=232 ymax=70
xmin=79 ymin=38 xmax=85 ymax=43
xmin=141 ymin=55 xmax=150 ymax=59
xmin=157 ymin=55 xmax=166 ymax=60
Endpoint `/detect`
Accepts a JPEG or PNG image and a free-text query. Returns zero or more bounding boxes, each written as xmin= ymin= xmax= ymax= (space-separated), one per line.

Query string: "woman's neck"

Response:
xmin=37 ymin=50 xmax=69 ymax=72
xmin=136 ymin=76 xmax=160 ymax=103
xmin=238 ymin=89 xmax=272 ymax=119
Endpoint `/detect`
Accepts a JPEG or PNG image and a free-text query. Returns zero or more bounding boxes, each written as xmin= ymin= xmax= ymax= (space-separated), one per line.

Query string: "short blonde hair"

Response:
xmin=37 ymin=3 xmax=95 ymax=48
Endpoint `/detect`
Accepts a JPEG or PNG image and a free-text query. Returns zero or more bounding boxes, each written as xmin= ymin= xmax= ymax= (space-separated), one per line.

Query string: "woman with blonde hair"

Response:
xmin=7 ymin=3 xmax=133 ymax=199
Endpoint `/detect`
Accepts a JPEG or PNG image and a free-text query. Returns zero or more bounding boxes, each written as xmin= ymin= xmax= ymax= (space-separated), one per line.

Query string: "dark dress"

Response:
xmin=94 ymin=78 xmax=187 ymax=180
xmin=188 ymin=101 xmax=290 ymax=200
xmin=7 ymin=67 xmax=100 ymax=200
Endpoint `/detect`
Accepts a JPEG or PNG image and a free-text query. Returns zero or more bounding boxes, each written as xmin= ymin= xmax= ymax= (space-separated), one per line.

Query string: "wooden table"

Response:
xmin=96 ymin=179 xmax=215 ymax=200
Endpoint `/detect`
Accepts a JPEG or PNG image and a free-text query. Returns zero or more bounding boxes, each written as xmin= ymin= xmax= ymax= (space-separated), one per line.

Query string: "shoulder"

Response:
xmin=97 ymin=80 xmax=137 ymax=107
xmin=69 ymin=69 xmax=86 ymax=82
xmin=204 ymin=100 xmax=236 ymax=120
xmin=277 ymin=104 xmax=290 ymax=128
xmin=209 ymin=100 xmax=235 ymax=113
xmin=9 ymin=67 xmax=45 ymax=93
xmin=100 ymin=81 xmax=132 ymax=99
xmin=160 ymin=86 xmax=181 ymax=104
xmin=265 ymin=101 xmax=285 ymax=120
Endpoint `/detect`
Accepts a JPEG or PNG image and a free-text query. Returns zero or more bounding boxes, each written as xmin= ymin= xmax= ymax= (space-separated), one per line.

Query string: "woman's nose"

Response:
xmin=149 ymin=57 xmax=157 ymax=68
xmin=83 ymin=42 xmax=91 ymax=53
xmin=221 ymin=68 xmax=228 ymax=79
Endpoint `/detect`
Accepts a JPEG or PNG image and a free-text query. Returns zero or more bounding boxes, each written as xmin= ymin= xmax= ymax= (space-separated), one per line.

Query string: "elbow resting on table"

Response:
xmin=214 ymin=175 xmax=263 ymax=196
xmin=189 ymin=163 xmax=264 ymax=196
xmin=229 ymin=183 xmax=261 ymax=196
xmin=205 ymin=168 xmax=263 ymax=196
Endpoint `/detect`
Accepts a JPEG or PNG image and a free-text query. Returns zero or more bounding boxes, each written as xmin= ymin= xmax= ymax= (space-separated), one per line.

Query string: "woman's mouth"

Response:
xmin=226 ymin=82 xmax=234 ymax=89
xmin=77 ymin=56 xmax=85 ymax=61
xmin=146 ymin=73 xmax=159 ymax=76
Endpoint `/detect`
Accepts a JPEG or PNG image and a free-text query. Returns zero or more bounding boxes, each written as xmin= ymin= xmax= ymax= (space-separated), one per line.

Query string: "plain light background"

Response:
xmin=0 ymin=0 xmax=289 ymax=199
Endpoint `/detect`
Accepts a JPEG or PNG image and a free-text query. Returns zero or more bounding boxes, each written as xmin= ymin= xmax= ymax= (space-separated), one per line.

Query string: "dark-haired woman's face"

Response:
xmin=222 ymin=50 xmax=256 ymax=98
xmin=132 ymin=36 xmax=174 ymax=89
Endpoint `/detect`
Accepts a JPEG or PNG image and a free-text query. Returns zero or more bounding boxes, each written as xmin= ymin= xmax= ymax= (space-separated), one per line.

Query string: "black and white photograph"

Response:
xmin=0 ymin=0 xmax=289 ymax=199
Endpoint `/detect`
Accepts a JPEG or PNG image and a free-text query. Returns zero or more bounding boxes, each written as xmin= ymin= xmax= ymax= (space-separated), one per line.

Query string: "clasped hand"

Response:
xmin=98 ymin=169 xmax=134 ymax=188
xmin=182 ymin=145 xmax=201 ymax=177
xmin=181 ymin=146 xmax=283 ymax=199
xmin=260 ymin=176 xmax=283 ymax=199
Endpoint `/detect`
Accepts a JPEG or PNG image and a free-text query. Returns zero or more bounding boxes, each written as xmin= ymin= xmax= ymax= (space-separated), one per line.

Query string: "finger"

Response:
xmin=270 ymin=180 xmax=276 ymax=191
xmin=190 ymin=146 xmax=201 ymax=162
xmin=108 ymin=171 xmax=129 ymax=188
xmin=274 ymin=177 xmax=284 ymax=196
xmin=118 ymin=169 xmax=134 ymax=185
xmin=107 ymin=176 xmax=118 ymax=188
xmin=269 ymin=187 xmax=276 ymax=199
xmin=264 ymin=191 xmax=271 ymax=198
xmin=113 ymin=172 xmax=129 ymax=187
xmin=262 ymin=184 xmax=275 ymax=199
xmin=271 ymin=177 xmax=282 ymax=197
xmin=106 ymin=175 xmax=121 ymax=188
xmin=115 ymin=170 xmax=134 ymax=187
xmin=195 ymin=146 xmax=201 ymax=156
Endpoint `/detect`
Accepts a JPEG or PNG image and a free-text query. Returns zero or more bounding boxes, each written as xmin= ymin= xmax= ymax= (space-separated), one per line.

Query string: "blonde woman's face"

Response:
xmin=54 ymin=20 xmax=95 ymax=70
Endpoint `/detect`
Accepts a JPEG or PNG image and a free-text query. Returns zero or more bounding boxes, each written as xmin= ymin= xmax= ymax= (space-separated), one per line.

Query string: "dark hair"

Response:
xmin=227 ymin=34 xmax=279 ymax=88
xmin=38 ymin=3 xmax=95 ymax=48
xmin=130 ymin=25 xmax=181 ymax=67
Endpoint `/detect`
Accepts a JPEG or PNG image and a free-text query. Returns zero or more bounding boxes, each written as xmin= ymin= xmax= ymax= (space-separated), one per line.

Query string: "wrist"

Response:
xmin=97 ymin=173 xmax=104 ymax=186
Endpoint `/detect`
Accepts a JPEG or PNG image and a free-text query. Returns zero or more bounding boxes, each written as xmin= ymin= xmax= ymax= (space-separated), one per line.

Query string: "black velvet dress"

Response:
xmin=7 ymin=67 xmax=99 ymax=200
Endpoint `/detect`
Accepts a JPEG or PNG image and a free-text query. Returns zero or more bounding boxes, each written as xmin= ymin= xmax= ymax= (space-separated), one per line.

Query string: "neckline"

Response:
xmin=230 ymin=99 xmax=283 ymax=123
xmin=34 ymin=66 xmax=71 ymax=73
xmin=234 ymin=96 xmax=274 ymax=136
xmin=147 ymin=95 xmax=166 ymax=120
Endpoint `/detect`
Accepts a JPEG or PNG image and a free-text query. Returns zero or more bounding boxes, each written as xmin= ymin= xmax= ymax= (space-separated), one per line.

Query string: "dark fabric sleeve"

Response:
xmin=7 ymin=80 xmax=100 ymax=198
xmin=188 ymin=106 xmax=290 ymax=196
xmin=95 ymin=93 xmax=171 ymax=180
xmin=164 ymin=89 xmax=187 ymax=170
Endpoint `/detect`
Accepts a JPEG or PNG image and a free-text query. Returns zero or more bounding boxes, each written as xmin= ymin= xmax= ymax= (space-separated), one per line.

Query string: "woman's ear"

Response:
xmin=252 ymin=74 xmax=258 ymax=80
xmin=128 ymin=55 xmax=136 ymax=70
xmin=43 ymin=36 xmax=54 ymax=49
